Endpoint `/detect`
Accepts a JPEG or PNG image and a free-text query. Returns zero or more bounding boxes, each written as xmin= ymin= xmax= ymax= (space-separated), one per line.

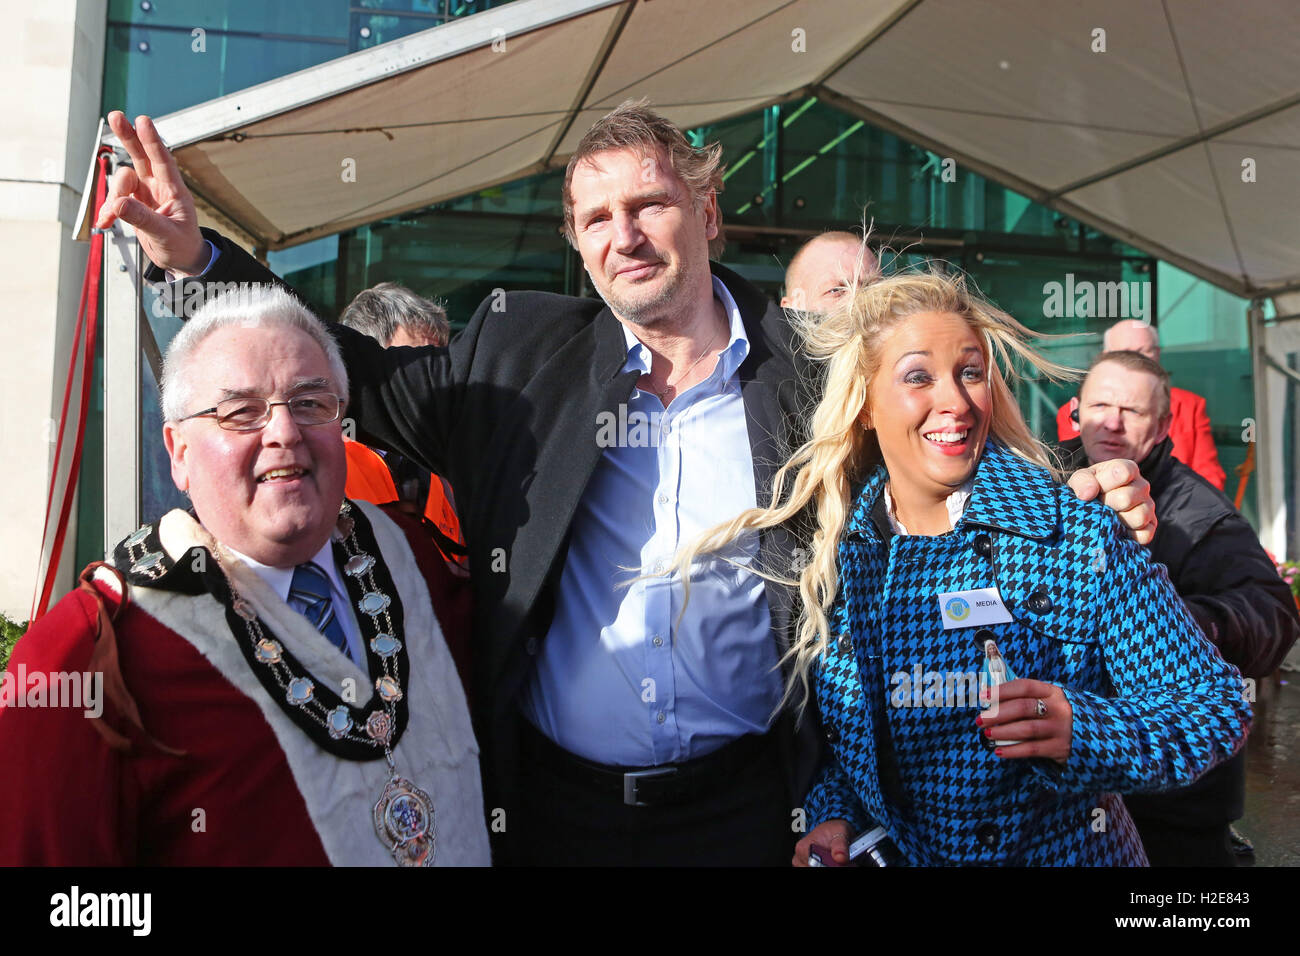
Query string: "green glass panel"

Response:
xmin=699 ymin=100 xmax=1083 ymax=239
xmin=269 ymin=236 xmax=341 ymax=320
xmin=110 ymin=0 xmax=351 ymax=33
xmin=104 ymin=24 xmax=346 ymax=118
xmin=438 ymin=169 xmax=565 ymax=219
xmin=353 ymin=0 xmax=513 ymax=15
xmin=338 ymin=211 xmax=570 ymax=330
xmin=956 ymin=252 xmax=1156 ymax=442
xmin=1155 ymin=261 xmax=1256 ymax=527
xmin=354 ymin=13 xmax=442 ymax=50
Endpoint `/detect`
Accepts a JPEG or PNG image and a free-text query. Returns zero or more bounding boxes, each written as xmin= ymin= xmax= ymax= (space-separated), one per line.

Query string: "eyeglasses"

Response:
xmin=179 ymin=392 xmax=343 ymax=432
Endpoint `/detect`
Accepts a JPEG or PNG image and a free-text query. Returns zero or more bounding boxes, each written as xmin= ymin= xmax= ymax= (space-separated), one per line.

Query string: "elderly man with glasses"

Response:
xmin=0 ymin=286 xmax=490 ymax=866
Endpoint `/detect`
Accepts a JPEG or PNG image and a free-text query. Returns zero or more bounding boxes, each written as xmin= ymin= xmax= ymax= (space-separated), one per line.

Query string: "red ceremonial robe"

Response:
xmin=0 ymin=501 xmax=489 ymax=866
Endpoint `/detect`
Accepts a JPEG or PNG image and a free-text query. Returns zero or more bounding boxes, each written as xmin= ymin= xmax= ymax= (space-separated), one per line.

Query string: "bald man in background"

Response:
xmin=1058 ymin=319 xmax=1226 ymax=490
xmin=781 ymin=231 xmax=879 ymax=313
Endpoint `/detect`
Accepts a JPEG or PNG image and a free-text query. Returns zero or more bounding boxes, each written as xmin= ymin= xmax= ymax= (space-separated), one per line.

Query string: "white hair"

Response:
xmin=160 ymin=286 xmax=349 ymax=422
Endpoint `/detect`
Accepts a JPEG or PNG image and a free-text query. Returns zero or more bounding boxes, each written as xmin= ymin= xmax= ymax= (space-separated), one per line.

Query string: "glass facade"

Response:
xmin=83 ymin=2 xmax=1261 ymax=570
xmin=104 ymin=0 xmax=516 ymax=118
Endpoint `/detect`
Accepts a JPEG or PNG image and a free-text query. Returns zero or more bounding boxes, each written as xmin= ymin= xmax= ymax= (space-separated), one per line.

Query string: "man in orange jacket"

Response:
xmin=1058 ymin=319 xmax=1226 ymax=489
xmin=339 ymin=284 xmax=468 ymax=573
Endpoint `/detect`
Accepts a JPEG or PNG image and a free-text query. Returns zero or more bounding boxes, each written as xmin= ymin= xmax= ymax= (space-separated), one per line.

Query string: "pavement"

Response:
xmin=1237 ymin=670 xmax=1300 ymax=867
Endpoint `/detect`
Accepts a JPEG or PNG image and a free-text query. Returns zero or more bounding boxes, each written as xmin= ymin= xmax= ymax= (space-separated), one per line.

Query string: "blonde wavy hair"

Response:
xmin=671 ymin=265 xmax=1074 ymax=709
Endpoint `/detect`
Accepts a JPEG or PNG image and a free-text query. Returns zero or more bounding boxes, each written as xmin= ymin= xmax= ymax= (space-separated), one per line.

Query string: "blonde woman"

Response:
xmin=675 ymin=268 xmax=1249 ymax=866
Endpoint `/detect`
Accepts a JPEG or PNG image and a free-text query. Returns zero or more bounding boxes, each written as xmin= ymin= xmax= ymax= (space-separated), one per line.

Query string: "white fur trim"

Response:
xmin=121 ymin=506 xmax=491 ymax=866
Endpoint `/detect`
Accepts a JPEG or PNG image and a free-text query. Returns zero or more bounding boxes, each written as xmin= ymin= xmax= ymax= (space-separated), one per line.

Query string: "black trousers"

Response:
xmin=510 ymin=726 xmax=796 ymax=866
xmin=1134 ymin=819 xmax=1237 ymax=867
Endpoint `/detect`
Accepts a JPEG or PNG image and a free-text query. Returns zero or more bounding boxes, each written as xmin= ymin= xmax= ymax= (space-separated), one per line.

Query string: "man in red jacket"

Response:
xmin=1058 ymin=319 xmax=1226 ymax=489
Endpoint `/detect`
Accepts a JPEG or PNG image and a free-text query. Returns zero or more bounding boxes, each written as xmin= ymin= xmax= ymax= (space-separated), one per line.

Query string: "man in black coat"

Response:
xmin=1065 ymin=349 xmax=1299 ymax=865
xmin=99 ymin=104 xmax=1159 ymax=866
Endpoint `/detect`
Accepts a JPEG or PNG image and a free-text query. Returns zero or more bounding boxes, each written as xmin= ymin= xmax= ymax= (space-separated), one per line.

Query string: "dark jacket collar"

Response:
xmin=591 ymin=260 xmax=780 ymax=383
xmin=846 ymin=440 xmax=1060 ymax=543
xmin=1137 ymin=436 xmax=1177 ymax=493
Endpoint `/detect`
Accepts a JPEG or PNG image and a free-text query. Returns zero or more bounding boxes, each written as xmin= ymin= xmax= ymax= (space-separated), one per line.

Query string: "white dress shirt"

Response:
xmin=227 ymin=542 xmax=366 ymax=667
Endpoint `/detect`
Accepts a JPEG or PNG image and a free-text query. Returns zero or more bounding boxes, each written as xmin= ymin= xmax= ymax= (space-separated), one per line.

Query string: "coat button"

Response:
xmin=973 ymin=533 xmax=992 ymax=558
xmin=976 ymin=822 xmax=1000 ymax=848
xmin=1025 ymin=585 xmax=1052 ymax=613
xmin=525 ymin=636 xmax=538 ymax=656
xmin=837 ymin=633 xmax=852 ymax=654
xmin=825 ymin=725 xmax=840 ymax=744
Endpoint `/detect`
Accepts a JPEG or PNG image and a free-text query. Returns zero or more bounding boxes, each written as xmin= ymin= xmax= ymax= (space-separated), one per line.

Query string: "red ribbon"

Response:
xmin=30 ymin=149 xmax=113 ymax=622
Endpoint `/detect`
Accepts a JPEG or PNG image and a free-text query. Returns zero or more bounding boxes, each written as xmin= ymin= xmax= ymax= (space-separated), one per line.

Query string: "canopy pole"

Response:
xmin=1250 ymin=299 xmax=1284 ymax=559
xmin=102 ymin=212 xmax=142 ymax=556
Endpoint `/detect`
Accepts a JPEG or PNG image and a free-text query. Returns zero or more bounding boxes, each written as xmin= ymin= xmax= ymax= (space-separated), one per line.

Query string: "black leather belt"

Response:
xmin=520 ymin=720 xmax=774 ymax=807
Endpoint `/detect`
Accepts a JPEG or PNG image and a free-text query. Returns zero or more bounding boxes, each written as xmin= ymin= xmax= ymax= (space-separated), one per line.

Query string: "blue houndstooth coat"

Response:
xmin=803 ymin=441 xmax=1251 ymax=865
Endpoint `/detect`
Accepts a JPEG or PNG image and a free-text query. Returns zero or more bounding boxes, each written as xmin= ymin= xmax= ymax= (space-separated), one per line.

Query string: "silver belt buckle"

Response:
xmin=622 ymin=767 xmax=678 ymax=807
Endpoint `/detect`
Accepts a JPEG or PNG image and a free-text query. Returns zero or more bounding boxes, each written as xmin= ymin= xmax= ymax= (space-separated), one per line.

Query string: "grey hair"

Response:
xmin=159 ymin=285 xmax=349 ymax=422
xmin=562 ymin=98 xmax=727 ymax=259
xmin=339 ymin=282 xmax=450 ymax=347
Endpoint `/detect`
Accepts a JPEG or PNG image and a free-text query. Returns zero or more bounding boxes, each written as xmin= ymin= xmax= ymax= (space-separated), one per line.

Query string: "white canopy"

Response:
xmin=101 ymin=0 xmax=1300 ymax=297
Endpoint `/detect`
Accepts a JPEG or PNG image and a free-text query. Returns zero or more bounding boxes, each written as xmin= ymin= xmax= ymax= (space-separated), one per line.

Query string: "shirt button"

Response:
xmin=976 ymin=822 xmax=1000 ymax=848
xmin=652 ymin=635 xmax=664 ymax=647
xmin=656 ymin=712 xmax=666 ymax=724
xmin=973 ymin=533 xmax=992 ymax=557
xmin=658 ymin=493 xmax=669 ymax=504
xmin=525 ymin=636 xmax=538 ymax=656
xmin=653 ymin=561 xmax=665 ymax=574
xmin=1026 ymin=585 xmax=1052 ymax=613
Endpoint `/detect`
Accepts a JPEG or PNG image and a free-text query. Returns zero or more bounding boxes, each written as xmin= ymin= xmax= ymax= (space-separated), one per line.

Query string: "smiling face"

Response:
xmin=864 ymin=311 xmax=992 ymax=501
xmin=162 ymin=324 xmax=347 ymax=568
xmin=1078 ymin=360 xmax=1171 ymax=466
xmin=569 ymin=145 xmax=719 ymax=327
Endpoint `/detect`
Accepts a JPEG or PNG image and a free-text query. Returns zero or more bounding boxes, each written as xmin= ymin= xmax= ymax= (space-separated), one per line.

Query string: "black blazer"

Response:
xmin=151 ymin=230 xmax=823 ymax=856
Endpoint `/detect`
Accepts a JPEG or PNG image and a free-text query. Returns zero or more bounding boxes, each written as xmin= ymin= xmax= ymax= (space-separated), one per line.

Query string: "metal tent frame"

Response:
xmin=73 ymin=0 xmax=1300 ymax=557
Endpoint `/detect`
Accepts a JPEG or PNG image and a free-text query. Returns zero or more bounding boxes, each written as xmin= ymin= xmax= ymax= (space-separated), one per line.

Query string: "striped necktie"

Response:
xmin=288 ymin=562 xmax=351 ymax=658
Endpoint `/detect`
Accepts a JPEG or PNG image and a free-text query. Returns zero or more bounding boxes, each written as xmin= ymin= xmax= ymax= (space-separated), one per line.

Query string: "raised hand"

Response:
xmin=1068 ymin=458 xmax=1156 ymax=545
xmin=96 ymin=112 xmax=209 ymax=275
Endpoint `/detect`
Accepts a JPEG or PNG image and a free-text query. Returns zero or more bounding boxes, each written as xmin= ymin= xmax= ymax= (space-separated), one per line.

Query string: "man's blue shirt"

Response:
xmin=519 ymin=276 xmax=783 ymax=765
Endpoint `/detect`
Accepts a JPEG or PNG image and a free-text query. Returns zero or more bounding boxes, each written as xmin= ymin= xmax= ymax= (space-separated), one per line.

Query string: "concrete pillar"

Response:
xmin=0 ymin=0 xmax=107 ymax=620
